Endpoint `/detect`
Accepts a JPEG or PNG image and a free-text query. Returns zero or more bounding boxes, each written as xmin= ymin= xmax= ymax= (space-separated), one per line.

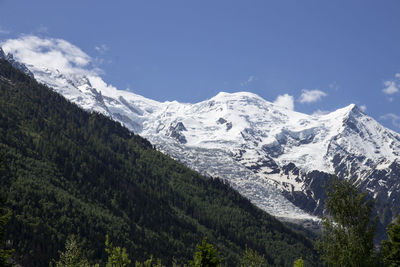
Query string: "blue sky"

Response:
xmin=1 ymin=0 xmax=400 ymax=131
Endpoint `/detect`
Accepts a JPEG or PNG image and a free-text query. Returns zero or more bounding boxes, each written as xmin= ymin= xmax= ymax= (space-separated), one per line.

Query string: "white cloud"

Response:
xmin=95 ymin=44 xmax=108 ymax=54
xmin=240 ymin=75 xmax=256 ymax=87
xmin=380 ymin=113 xmax=400 ymax=129
xmin=299 ymin=89 xmax=327 ymax=104
xmin=382 ymin=80 xmax=399 ymax=95
xmin=1 ymin=35 xmax=97 ymax=76
xmin=274 ymin=94 xmax=294 ymax=110
xmin=1 ymin=35 xmax=120 ymax=95
xmin=382 ymin=73 xmax=400 ymax=98
xmin=359 ymin=105 xmax=367 ymax=112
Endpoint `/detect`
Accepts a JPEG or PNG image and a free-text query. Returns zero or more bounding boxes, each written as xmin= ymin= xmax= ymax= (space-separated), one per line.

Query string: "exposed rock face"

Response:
xmin=166 ymin=122 xmax=187 ymax=144
xmin=217 ymin=117 xmax=227 ymax=124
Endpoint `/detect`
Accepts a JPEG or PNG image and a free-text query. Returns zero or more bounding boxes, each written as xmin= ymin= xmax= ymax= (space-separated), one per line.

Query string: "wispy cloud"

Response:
xmin=383 ymin=80 xmax=399 ymax=95
xmin=299 ymin=89 xmax=327 ymax=104
xmin=1 ymin=35 xmax=119 ymax=95
xmin=1 ymin=35 xmax=96 ymax=76
xmin=382 ymin=73 xmax=400 ymax=100
xmin=380 ymin=113 xmax=400 ymax=129
xmin=359 ymin=105 xmax=367 ymax=112
xmin=240 ymin=75 xmax=256 ymax=87
xmin=274 ymin=94 xmax=294 ymax=110
xmin=328 ymin=82 xmax=339 ymax=91
xmin=95 ymin=44 xmax=108 ymax=55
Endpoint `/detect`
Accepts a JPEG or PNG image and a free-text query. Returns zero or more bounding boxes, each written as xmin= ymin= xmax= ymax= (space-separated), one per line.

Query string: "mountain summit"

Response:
xmin=2 ymin=46 xmax=399 ymax=232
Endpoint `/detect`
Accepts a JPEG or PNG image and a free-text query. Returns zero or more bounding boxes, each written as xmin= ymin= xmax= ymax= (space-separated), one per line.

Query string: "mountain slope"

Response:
xmin=0 ymin=59 xmax=321 ymax=266
xmin=2 ymin=43 xmax=399 ymax=235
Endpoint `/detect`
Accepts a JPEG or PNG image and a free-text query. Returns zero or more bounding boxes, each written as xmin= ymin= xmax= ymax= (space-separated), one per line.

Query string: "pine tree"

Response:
xmin=135 ymin=255 xmax=163 ymax=267
xmin=105 ymin=235 xmax=131 ymax=267
xmin=189 ymin=237 xmax=222 ymax=267
xmin=316 ymin=176 xmax=376 ymax=267
xmin=0 ymin=158 xmax=13 ymax=267
xmin=381 ymin=214 xmax=400 ymax=266
xmin=0 ymin=200 xmax=13 ymax=267
xmin=293 ymin=258 xmax=304 ymax=267
xmin=51 ymin=235 xmax=96 ymax=267
xmin=237 ymin=246 xmax=268 ymax=267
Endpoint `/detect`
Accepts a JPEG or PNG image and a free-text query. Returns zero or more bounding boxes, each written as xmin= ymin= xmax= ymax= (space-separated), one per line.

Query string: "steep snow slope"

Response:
xmin=2 ymin=45 xmax=400 ymax=226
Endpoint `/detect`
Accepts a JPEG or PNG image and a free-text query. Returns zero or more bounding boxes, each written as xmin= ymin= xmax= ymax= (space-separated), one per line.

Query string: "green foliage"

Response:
xmin=0 ymin=59 xmax=320 ymax=266
xmin=0 ymin=158 xmax=14 ymax=267
xmin=293 ymin=258 xmax=303 ymax=267
xmin=316 ymin=176 xmax=376 ymax=267
xmin=135 ymin=255 xmax=163 ymax=267
xmin=51 ymin=235 xmax=98 ymax=267
xmin=381 ymin=214 xmax=400 ymax=267
xmin=189 ymin=238 xmax=222 ymax=267
xmin=0 ymin=201 xmax=13 ymax=267
xmin=105 ymin=235 xmax=131 ymax=267
xmin=238 ymin=246 xmax=268 ymax=267
xmin=172 ymin=257 xmax=186 ymax=267
xmin=0 ymin=213 xmax=12 ymax=266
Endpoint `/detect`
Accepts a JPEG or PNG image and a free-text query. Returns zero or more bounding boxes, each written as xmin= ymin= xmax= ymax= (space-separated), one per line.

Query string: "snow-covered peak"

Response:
xmin=6 ymin=42 xmax=399 ymax=174
xmin=3 ymin=36 xmax=400 ymax=223
xmin=211 ymin=91 xmax=266 ymax=102
xmin=3 ymin=41 xmax=399 ymax=174
xmin=328 ymin=103 xmax=362 ymax=120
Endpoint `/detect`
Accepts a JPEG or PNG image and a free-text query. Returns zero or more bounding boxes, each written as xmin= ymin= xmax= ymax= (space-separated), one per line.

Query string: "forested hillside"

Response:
xmin=0 ymin=59 xmax=320 ymax=266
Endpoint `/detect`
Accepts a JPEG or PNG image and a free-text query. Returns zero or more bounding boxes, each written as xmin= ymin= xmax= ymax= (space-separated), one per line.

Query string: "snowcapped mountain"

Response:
xmin=2 ymin=45 xmax=400 ymax=230
xmin=0 ymin=47 xmax=33 ymax=77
